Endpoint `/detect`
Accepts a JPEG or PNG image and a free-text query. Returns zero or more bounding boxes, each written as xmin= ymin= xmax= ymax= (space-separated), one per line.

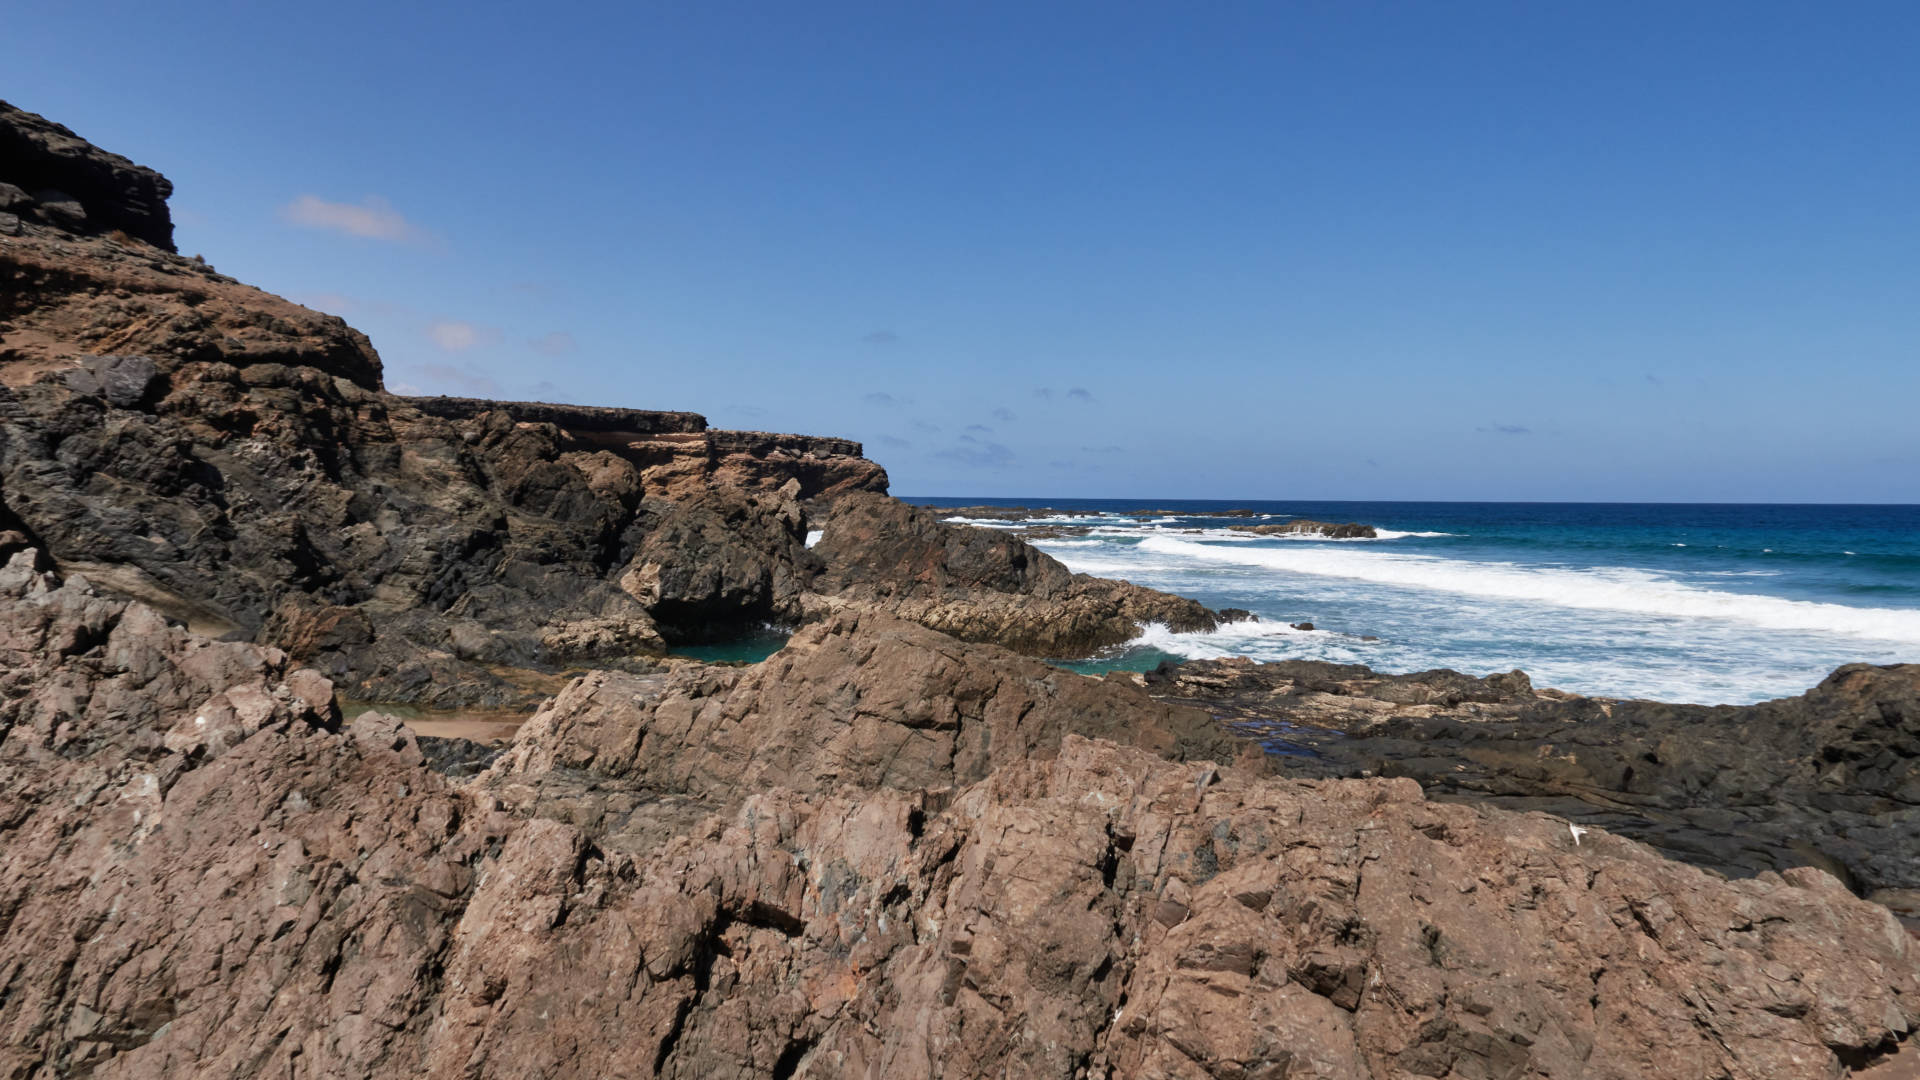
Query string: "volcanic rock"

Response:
xmin=810 ymin=492 xmax=1218 ymax=655
xmin=0 ymin=102 xmax=887 ymax=706
xmin=1231 ymin=518 xmax=1379 ymax=539
xmin=3 ymin=562 xmax=1916 ymax=1078
xmin=1150 ymin=655 xmax=1920 ymax=898
xmin=0 ymin=101 xmax=175 ymax=249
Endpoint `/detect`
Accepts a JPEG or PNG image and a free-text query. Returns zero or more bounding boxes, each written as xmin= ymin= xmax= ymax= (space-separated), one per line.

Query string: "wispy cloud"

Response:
xmin=427 ymin=321 xmax=502 ymax=352
xmin=934 ymin=440 xmax=1015 ymax=468
xmin=862 ymin=330 xmax=900 ymax=345
xmin=1079 ymin=444 xmax=1126 ymax=454
xmin=1034 ymin=386 xmax=1096 ymax=403
xmin=281 ymin=195 xmax=424 ymax=242
xmin=864 ymin=392 xmax=913 ymax=407
xmin=1477 ymin=423 xmax=1532 ymax=435
xmin=415 ymin=363 xmax=501 ymax=396
xmin=912 ymin=418 xmax=942 ymax=433
xmin=529 ymin=331 xmax=577 ymax=356
xmin=879 ymin=435 xmax=913 ymax=449
xmin=992 ymin=406 xmax=1016 ymax=422
xmin=965 ymin=423 xmax=993 ymax=433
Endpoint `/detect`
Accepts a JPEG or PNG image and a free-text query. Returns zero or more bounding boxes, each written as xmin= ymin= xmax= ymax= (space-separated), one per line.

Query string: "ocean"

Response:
xmin=909 ymin=498 xmax=1920 ymax=705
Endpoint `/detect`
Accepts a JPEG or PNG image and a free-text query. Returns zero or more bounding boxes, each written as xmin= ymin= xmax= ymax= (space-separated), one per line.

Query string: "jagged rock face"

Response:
xmin=0 ymin=104 xmax=890 ymax=705
xmin=4 ymin=563 xmax=1917 ymax=1079
xmin=620 ymin=485 xmax=813 ymax=642
xmin=485 ymin=608 xmax=1239 ymax=820
xmin=811 ymin=493 xmax=1219 ymax=655
xmin=0 ymin=101 xmax=175 ymax=250
xmin=1151 ymin=655 xmax=1920 ymax=913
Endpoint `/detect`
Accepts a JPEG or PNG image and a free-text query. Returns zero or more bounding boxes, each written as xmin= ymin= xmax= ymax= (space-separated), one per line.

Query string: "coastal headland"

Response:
xmin=3 ymin=101 xmax=1917 ymax=1078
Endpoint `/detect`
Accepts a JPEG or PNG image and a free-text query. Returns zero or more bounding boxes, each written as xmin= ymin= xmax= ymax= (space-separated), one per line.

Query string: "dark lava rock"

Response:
xmin=1150 ymin=655 xmax=1920 ymax=897
xmin=810 ymin=492 xmax=1218 ymax=655
xmin=0 ymin=100 xmax=175 ymax=249
xmin=0 ymin=110 xmax=888 ymax=707
xmin=1231 ymin=519 xmax=1379 ymax=539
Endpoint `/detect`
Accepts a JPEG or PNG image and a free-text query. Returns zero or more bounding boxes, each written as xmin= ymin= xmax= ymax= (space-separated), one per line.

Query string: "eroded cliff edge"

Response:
xmin=0 ymin=99 xmax=1210 ymax=707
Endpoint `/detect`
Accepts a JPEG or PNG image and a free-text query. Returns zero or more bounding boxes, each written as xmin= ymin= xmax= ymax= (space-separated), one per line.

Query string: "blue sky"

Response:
xmin=11 ymin=2 xmax=1919 ymax=501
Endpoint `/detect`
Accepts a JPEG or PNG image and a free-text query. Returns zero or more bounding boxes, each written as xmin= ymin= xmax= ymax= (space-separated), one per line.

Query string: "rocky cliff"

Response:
xmin=0 ymin=100 xmax=1223 ymax=706
xmin=5 ymin=99 xmax=1920 ymax=1080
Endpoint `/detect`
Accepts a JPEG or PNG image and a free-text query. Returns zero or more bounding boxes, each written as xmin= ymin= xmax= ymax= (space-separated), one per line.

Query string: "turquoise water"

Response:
xmin=913 ymin=498 xmax=1920 ymax=705
xmin=667 ymin=630 xmax=792 ymax=664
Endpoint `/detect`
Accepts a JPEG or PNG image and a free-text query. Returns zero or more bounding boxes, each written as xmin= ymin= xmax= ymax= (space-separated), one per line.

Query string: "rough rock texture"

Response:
xmin=0 ymin=101 xmax=175 ymax=250
xmin=1230 ymin=519 xmax=1379 ymax=539
xmin=1150 ymin=656 xmax=1920 ymax=915
xmin=810 ymin=493 xmax=1219 ymax=655
xmin=619 ymin=484 xmax=812 ymax=642
xmin=483 ymin=608 xmax=1239 ymax=828
xmin=4 ymin=560 xmax=1918 ymax=1078
xmin=0 ymin=103 xmax=888 ymax=705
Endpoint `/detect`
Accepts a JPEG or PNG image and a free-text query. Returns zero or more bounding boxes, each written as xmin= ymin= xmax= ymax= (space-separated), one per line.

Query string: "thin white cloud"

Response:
xmin=529 ymin=331 xmax=577 ymax=356
xmin=282 ymin=194 xmax=423 ymax=242
xmin=416 ymin=363 xmax=500 ymax=396
xmin=427 ymin=321 xmax=501 ymax=352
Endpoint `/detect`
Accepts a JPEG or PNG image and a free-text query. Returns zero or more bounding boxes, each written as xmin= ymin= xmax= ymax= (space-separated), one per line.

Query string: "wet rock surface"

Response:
xmin=1230 ymin=518 xmax=1380 ymax=539
xmin=1148 ymin=655 xmax=1920 ymax=903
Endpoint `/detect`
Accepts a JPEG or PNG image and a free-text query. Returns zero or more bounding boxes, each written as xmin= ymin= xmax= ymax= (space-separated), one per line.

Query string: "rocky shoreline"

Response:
xmin=4 ymin=100 xmax=1918 ymax=1077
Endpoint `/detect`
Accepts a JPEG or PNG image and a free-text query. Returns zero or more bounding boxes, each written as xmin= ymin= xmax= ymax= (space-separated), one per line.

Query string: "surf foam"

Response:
xmin=1129 ymin=536 xmax=1920 ymax=644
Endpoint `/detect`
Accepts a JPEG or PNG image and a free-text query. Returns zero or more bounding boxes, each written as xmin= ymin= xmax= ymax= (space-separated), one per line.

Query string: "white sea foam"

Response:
xmin=1128 ymin=617 xmax=1326 ymax=660
xmin=1373 ymin=529 xmax=1456 ymax=540
xmin=1126 ymin=536 xmax=1920 ymax=644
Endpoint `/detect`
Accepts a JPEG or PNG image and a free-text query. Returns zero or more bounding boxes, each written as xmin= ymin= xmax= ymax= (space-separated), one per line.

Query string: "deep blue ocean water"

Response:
xmin=907 ymin=498 xmax=1920 ymax=705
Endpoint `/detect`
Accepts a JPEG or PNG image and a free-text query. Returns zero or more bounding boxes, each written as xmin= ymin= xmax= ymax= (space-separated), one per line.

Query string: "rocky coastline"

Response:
xmin=3 ymin=100 xmax=1918 ymax=1078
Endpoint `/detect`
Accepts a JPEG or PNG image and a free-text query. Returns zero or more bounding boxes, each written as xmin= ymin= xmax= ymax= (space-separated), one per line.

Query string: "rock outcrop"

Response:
xmin=810 ymin=493 xmax=1218 ymax=654
xmin=1148 ymin=656 xmax=1920 ymax=918
xmin=0 ymin=102 xmax=175 ymax=250
xmin=484 ymin=608 xmax=1238 ymax=822
xmin=0 ymin=100 xmax=889 ymax=706
xmin=1231 ymin=519 xmax=1379 ymax=539
xmin=3 ymin=555 xmax=1917 ymax=1078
